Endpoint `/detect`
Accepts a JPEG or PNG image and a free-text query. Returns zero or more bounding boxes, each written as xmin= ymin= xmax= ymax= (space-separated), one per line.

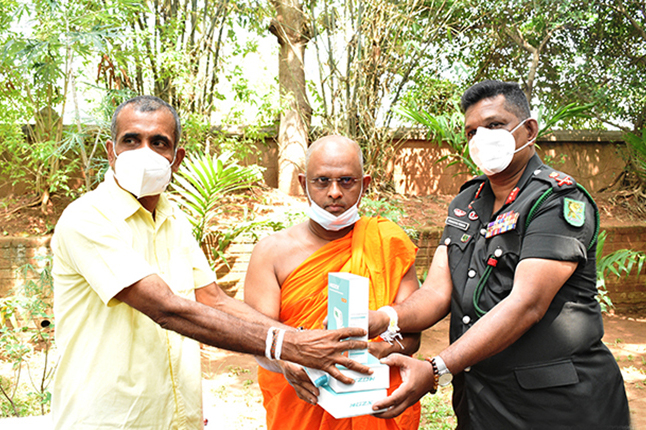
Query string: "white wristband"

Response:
xmin=378 ymin=306 xmax=404 ymax=349
xmin=274 ymin=329 xmax=286 ymax=361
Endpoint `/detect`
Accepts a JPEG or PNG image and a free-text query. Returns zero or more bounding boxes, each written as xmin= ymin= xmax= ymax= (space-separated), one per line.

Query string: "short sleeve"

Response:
xmin=53 ymin=209 xmax=156 ymax=305
xmin=520 ymin=189 xmax=596 ymax=263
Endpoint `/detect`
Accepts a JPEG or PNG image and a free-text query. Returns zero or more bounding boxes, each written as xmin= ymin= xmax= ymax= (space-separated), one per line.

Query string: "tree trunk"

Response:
xmin=269 ymin=0 xmax=312 ymax=195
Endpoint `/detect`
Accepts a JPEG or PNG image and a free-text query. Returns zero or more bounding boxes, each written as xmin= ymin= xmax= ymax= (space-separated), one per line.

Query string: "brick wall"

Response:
xmin=3 ymin=226 xmax=644 ymax=311
xmin=0 ymin=236 xmax=51 ymax=297
xmin=600 ymin=226 xmax=646 ymax=309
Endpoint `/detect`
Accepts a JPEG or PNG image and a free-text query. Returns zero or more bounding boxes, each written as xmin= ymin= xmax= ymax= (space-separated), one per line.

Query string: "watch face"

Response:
xmin=438 ymin=372 xmax=453 ymax=387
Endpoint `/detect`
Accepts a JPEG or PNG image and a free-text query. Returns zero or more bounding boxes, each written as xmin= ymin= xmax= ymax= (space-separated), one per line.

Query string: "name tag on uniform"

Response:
xmin=485 ymin=211 xmax=519 ymax=238
xmin=445 ymin=216 xmax=469 ymax=231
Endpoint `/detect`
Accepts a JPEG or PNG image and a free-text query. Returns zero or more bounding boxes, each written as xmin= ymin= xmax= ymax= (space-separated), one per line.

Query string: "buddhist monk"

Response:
xmin=244 ymin=135 xmax=422 ymax=430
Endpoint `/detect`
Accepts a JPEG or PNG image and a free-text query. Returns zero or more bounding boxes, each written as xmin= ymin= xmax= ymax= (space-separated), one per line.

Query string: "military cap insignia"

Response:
xmin=564 ymin=198 xmax=585 ymax=227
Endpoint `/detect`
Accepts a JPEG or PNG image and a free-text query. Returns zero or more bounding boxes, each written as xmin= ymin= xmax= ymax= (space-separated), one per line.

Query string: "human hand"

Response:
xmin=372 ymin=353 xmax=436 ymax=418
xmin=368 ymin=309 xmax=389 ymax=339
xmin=281 ymin=361 xmax=320 ymax=405
xmin=282 ymin=328 xmax=371 ymax=384
xmin=368 ymin=340 xmax=391 ymax=359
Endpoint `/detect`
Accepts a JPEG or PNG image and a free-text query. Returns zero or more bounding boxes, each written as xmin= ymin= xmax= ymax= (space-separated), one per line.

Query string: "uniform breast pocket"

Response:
xmin=445 ymin=227 xmax=475 ymax=273
xmin=514 ymin=359 xmax=579 ymax=390
xmin=485 ymin=231 xmax=521 ymax=295
xmin=168 ymin=247 xmax=195 ymax=297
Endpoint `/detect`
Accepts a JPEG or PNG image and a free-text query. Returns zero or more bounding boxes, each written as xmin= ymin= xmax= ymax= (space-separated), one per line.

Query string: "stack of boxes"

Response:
xmin=305 ymin=272 xmax=390 ymax=419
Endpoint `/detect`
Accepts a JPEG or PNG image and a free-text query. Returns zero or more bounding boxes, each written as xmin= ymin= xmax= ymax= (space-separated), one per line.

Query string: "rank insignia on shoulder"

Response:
xmin=461 ymin=234 xmax=471 ymax=243
xmin=564 ymin=198 xmax=585 ymax=227
xmin=557 ymin=176 xmax=573 ymax=187
xmin=548 ymin=171 xmax=574 ymax=187
xmin=454 ymin=208 xmax=467 ymax=217
xmin=486 ymin=210 xmax=519 ymax=238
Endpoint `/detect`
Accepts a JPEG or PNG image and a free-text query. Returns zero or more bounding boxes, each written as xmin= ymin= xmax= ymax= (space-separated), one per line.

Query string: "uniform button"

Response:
xmin=464 ymin=366 xmax=471 ymax=372
xmin=480 ymin=228 xmax=487 ymax=236
xmin=468 ymin=269 xmax=476 ymax=278
xmin=494 ymin=249 xmax=503 ymax=258
xmin=462 ymin=315 xmax=471 ymax=324
xmin=444 ymin=238 xmax=451 ymax=245
xmin=533 ymin=169 xmax=541 ymax=175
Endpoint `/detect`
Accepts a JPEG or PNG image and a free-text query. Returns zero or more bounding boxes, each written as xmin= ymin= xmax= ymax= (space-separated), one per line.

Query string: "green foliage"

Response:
xmin=596 ymin=230 xmax=646 ymax=313
xmin=397 ymin=98 xmax=594 ymax=177
xmin=536 ymin=103 xmax=595 ymax=140
xmin=204 ymin=218 xmax=284 ymax=270
xmin=360 ymin=194 xmax=418 ymax=239
xmin=623 ymin=128 xmax=646 ymax=185
xmin=397 ymin=101 xmax=479 ymax=177
xmin=0 ymin=0 xmax=122 ymax=199
xmin=0 ymin=257 xmax=56 ymax=417
xmin=308 ymin=0 xmax=463 ymax=190
xmin=419 ymin=387 xmax=456 ymax=429
xmin=171 ymin=151 xmax=265 ymax=244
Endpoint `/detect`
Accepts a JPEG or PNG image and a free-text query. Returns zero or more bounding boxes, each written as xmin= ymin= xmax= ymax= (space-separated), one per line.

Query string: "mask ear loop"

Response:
xmin=510 ymin=118 xmax=536 ymax=153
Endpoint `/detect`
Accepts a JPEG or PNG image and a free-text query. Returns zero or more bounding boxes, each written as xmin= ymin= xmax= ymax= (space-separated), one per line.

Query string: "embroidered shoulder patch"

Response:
xmin=564 ymin=198 xmax=585 ymax=227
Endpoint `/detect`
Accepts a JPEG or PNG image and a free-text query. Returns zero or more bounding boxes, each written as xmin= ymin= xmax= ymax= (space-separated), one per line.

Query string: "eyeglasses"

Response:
xmin=309 ymin=176 xmax=360 ymax=189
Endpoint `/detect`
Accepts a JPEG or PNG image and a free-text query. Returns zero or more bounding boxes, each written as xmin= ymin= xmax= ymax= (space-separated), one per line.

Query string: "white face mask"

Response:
xmin=305 ymin=182 xmax=362 ymax=231
xmin=112 ymin=145 xmax=175 ymax=198
xmin=468 ymin=119 xmax=534 ymax=176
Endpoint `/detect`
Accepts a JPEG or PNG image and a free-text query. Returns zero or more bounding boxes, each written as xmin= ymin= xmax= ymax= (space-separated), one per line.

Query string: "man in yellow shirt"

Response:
xmin=52 ymin=96 xmax=368 ymax=429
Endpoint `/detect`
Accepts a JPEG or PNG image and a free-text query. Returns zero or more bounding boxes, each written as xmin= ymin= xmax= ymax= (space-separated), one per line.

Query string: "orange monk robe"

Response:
xmin=257 ymin=216 xmax=421 ymax=430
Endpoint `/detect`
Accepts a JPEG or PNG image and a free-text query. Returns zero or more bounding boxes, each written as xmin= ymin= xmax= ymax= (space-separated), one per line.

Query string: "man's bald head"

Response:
xmin=305 ymin=135 xmax=364 ymax=176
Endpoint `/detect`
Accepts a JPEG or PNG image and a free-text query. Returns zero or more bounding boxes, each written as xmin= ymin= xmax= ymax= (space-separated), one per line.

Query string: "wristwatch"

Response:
xmin=432 ymin=356 xmax=453 ymax=387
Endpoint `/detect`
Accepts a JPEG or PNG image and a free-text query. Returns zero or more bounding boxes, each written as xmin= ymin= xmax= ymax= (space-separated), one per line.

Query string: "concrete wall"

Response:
xmin=5 ymin=225 xmax=644 ymax=311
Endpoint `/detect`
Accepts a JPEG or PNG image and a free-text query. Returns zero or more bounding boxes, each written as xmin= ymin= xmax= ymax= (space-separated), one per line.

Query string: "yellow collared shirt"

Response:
xmin=52 ymin=173 xmax=215 ymax=429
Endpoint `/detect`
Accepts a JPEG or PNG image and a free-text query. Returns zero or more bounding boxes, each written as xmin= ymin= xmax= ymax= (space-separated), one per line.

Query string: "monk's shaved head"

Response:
xmin=305 ymin=135 xmax=364 ymax=176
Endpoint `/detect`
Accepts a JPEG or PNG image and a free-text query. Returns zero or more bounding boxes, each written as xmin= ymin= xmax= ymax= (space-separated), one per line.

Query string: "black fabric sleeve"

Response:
xmin=520 ymin=188 xmax=596 ymax=262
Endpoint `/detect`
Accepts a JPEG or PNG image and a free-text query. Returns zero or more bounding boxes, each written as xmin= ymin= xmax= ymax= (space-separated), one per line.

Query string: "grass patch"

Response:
xmin=419 ymin=387 xmax=456 ymax=430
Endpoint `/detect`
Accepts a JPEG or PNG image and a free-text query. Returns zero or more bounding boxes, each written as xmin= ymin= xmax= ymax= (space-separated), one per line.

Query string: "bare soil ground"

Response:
xmin=201 ymin=313 xmax=646 ymax=429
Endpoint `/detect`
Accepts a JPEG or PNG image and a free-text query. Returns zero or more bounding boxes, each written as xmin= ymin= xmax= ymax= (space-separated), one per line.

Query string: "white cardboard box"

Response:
xmin=327 ymin=272 xmax=369 ymax=364
xmin=305 ymin=353 xmax=390 ymax=393
xmin=316 ymin=385 xmax=387 ymax=419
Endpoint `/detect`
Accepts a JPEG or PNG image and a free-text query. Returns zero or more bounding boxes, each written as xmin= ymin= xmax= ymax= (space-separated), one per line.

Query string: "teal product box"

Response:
xmin=327 ymin=272 xmax=369 ymax=364
xmin=305 ymin=352 xmax=390 ymax=393
xmin=316 ymin=385 xmax=387 ymax=419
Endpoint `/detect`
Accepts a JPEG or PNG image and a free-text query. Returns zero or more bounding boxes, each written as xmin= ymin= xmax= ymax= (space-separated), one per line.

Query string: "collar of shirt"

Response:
xmin=470 ymin=155 xmax=544 ymax=223
xmin=102 ymin=169 xmax=176 ymax=227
